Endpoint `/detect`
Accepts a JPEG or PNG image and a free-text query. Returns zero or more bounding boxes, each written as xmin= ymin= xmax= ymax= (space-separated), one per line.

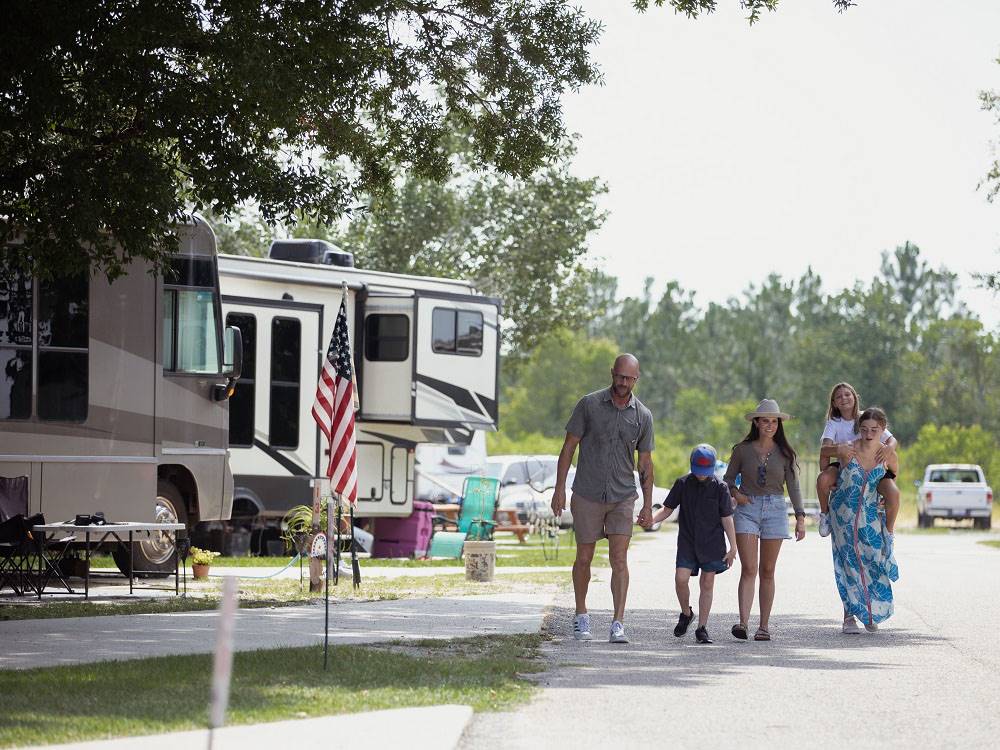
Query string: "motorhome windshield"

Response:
xmin=163 ymin=257 xmax=221 ymax=374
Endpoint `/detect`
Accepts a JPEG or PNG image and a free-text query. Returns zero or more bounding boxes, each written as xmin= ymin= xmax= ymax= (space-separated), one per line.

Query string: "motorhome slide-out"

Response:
xmin=218 ymin=239 xmax=500 ymax=534
xmin=917 ymin=463 xmax=993 ymax=529
xmin=0 ymin=216 xmax=242 ymax=575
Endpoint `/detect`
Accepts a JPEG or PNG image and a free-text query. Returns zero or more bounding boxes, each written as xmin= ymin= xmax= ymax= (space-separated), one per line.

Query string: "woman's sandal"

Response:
xmin=754 ymin=627 xmax=771 ymax=641
xmin=731 ymin=623 xmax=748 ymax=640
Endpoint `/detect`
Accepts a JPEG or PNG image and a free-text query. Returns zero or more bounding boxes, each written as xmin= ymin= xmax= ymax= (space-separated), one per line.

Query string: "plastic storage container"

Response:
xmin=371 ymin=501 xmax=434 ymax=558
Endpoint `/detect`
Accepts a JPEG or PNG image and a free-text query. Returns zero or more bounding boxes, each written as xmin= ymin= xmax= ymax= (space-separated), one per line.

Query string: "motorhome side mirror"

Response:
xmin=224 ymin=326 xmax=243 ymax=380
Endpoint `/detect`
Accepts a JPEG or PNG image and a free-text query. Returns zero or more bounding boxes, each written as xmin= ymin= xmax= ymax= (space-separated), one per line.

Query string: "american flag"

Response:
xmin=311 ymin=295 xmax=358 ymax=503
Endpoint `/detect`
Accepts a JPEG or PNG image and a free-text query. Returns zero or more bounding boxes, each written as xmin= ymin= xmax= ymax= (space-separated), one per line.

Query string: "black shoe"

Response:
xmin=673 ymin=608 xmax=695 ymax=637
xmin=695 ymin=626 xmax=712 ymax=644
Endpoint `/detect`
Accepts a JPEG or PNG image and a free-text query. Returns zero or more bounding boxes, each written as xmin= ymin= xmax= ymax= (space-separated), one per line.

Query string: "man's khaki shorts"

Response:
xmin=571 ymin=493 xmax=634 ymax=545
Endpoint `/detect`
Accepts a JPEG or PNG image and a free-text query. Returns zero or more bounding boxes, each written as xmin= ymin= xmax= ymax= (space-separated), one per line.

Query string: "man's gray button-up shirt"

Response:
xmin=565 ymin=387 xmax=655 ymax=504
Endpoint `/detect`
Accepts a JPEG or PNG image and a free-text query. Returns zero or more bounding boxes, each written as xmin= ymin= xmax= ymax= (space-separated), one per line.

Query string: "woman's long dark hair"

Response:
xmin=736 ymin=419 xmax=798 ymax=467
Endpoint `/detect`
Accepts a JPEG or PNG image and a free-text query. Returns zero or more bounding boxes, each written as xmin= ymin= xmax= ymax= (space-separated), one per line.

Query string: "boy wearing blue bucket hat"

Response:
xmin=648 ymin=443 xmax=736 ymax=644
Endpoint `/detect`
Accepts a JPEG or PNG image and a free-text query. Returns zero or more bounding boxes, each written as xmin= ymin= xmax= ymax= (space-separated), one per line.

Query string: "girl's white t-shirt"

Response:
xmin=821 ymin=417 xmax=893 ymax=444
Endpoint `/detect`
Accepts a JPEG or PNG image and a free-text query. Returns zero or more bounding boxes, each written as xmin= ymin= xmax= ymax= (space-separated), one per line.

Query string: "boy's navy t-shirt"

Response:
xmin=665 ymin=474 xmax=734 ymax=563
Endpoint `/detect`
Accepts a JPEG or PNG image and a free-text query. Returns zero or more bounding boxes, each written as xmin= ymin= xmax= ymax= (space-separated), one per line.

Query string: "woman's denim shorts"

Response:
xmin=734 ymin=494 xmax=790 ymax=540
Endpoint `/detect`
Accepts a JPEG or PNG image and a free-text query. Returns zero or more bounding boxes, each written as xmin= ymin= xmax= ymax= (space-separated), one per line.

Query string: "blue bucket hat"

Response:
xmin=690 ymin=444 xmax=717 ymax=477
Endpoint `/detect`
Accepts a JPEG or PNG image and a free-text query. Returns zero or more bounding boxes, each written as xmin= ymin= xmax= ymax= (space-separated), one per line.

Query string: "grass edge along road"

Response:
xmin=0 ymin=570 xmax=567 ymax=621
xmin=0 ymin=634 xmax=547 ymax=748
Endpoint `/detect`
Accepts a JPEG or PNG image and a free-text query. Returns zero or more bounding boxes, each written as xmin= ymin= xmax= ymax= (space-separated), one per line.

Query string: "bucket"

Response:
xmin=464 ymin=540 xmax=496 ymax=582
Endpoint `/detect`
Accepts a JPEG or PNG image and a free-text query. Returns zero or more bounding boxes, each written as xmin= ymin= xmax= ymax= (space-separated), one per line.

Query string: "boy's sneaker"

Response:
xmin=573 ymin=613 xmax=593 ymax=641
xmin=842 ymin=616 xmax=860 ymax=635
xmin=673 ymin=608 xmax=695 ymax=637
xmin=609 ymin=620 xmax=629 ymax=643
xmin=695 ymin=626 xmax=712 ymax=644
xmin=818 ymin=512 xmax=832 ymax=537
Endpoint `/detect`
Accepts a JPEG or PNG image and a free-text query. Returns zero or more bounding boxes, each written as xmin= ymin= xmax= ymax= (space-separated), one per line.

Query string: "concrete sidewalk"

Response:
xmin=37 ymin=705 xmax=473 ymax=750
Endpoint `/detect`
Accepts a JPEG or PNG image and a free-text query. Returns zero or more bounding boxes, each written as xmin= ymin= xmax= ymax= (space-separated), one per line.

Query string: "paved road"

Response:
xmin=462 ymin=529 xmax=1000 ymax=749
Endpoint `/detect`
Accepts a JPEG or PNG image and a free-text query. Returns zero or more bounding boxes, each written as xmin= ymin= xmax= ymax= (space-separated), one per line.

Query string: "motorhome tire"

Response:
xmin=112 ymin=481 xmax=188 ymax=578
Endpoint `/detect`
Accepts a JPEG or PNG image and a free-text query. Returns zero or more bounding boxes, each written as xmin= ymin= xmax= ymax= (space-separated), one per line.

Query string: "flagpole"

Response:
xmin=350 ymin=504 xmax=360 ymax=589
xmin=324 ymin=493 xmax=332 ymax=671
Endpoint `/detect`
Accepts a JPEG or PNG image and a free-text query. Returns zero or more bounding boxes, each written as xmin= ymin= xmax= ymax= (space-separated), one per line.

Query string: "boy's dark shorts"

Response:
xmin=676 ymin=555 xmax=728 ymax=576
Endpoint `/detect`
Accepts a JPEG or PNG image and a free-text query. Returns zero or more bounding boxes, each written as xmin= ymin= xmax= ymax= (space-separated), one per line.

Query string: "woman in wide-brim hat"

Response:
xmin=722 ymin=398 xmax=806 ymax=641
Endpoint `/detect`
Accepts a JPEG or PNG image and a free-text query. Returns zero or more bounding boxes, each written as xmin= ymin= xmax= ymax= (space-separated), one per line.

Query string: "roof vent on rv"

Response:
xmin=267 ymin=239 xmax=355 ymax=267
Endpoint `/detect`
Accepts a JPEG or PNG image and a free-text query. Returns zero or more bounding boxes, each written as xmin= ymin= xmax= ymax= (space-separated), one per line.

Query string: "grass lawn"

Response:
xmin=979 ymin=540 xmax=1000 ymax=549
xmin=0 ymin=634 xmax=546 ymax=748
xmin=0 ymin=570 xmax=566 ymax=621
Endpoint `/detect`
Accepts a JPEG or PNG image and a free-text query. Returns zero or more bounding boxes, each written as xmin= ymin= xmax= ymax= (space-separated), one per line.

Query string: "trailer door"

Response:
xmin=413 ymin=293 xmax=499 ymax=429
xmin=359 ymin=293 xmax=414 ymax=422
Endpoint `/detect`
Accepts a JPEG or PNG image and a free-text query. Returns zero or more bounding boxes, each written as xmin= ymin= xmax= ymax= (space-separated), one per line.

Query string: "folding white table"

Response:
xmin=31 ymin=521 xmax=186 ymax=599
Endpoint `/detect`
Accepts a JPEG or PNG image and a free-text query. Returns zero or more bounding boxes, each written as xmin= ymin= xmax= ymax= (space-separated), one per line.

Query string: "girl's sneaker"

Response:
xmin=573 ymin=613 xmax=593 ymax=640
xmin=818 ymin=512 xmax=832 ymax=537
xmin=842 ymin=616 xmax=860 ymax=634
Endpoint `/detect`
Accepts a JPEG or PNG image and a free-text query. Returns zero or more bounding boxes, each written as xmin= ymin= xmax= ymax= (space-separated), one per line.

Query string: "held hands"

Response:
xmin=874 ymin=443 xmax=896 ymax=464
xmin=836 ymin=443 xmax=856 ymax=464
xmin=551 ymin=486 xmax=566 ymax=519
xmin=724 ymin=549 xmax=736 ymax=568
xmin=794 ymin=516 xmax=806 ymax=542
xmin=636 ymin=505 xmax=653 ymax=529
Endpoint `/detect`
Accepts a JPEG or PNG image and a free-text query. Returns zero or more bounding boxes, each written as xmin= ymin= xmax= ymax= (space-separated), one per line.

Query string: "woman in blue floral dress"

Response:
xmin=829 ymin=407 xmax=899 ymax=634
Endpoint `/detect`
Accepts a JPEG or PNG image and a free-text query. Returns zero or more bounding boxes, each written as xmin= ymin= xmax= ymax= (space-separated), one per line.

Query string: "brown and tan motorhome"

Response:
xmin=0 ymin=216 xmax=241 ymax=574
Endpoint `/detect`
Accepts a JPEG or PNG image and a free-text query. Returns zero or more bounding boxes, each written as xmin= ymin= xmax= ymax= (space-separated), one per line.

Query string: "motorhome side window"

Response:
xmin=270 ymin=317 xmax=300 ymax=449
xmin=431 ymin=308 xmax=483 ymax=356
xmin=365 ymin=314 xmax=409 ymax=361
xmin=162 ymin=257 xmax=220 ymax=374
xmin=226 ymin=313 xmax=256 ymax=448
xmin=0 ymin=264 xmax=89 ymax=422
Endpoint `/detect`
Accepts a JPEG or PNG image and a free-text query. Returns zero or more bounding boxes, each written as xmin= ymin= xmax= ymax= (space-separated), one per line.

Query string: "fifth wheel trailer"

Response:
xmin=0 ymin=217 xmax=242 ymax=574
xmin=217 ymin=240 xmax=500 ymax=536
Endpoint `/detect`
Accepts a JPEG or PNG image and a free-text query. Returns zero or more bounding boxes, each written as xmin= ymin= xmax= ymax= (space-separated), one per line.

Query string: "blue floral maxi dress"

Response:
xmin=829 ymin=459 xmax=899 ymax=626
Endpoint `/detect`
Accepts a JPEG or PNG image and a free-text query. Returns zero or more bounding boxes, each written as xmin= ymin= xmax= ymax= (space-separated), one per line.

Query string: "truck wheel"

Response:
xmin=917 ymin=512 xmax=929 ymax=529
xmin=975 ymin=516 xmax=992 ymax=530
xmin=113 ymin=480 xmax=188 ymax=578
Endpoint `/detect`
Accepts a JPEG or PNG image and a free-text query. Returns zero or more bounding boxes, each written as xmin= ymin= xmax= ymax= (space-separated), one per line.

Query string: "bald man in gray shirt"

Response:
xmin=551 ymin=353 xmax=655 ymax=644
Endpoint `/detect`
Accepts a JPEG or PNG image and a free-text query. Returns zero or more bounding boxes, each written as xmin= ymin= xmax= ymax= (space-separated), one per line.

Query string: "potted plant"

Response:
xmin=189 ymin=547 xmax=220 ymax=579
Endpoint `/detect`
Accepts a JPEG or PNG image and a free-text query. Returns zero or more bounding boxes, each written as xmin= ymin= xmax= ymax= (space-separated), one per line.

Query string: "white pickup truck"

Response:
xmin=916 ymin=464 xmax=993 ymax=529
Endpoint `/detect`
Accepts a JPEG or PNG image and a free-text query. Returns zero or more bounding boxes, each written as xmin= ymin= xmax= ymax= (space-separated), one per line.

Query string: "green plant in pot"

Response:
xmin=189 ymin=547 xmax=220 ymax=579
xmin=280 ymin=504 xmax=328 ymax=555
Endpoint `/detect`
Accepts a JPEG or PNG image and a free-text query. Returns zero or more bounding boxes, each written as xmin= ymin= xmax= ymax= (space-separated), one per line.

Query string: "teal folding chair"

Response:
xmin=427 ymin=476 xmax=501 ymax=558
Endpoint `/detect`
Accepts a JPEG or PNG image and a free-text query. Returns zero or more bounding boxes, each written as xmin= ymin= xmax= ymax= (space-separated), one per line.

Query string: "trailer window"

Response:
xmin=364 ymin=314 xmax=409 ymax=361
xmin=226 ymin=313 xmax=256 ymax=448
xmin=0 ymin=269 xmax=33 ymax=420
xmin=1 ymin=267 xmax=88 ymax=422
xmin=431 ymin=308 xmax=483 ymax=357
xmin=270 ymin=317 xmax=300 ymax=449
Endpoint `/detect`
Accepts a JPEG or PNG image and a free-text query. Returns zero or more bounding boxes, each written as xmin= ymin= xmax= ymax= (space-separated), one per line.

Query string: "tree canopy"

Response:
xmin=1 ymin=0 xmax=601 ymax=280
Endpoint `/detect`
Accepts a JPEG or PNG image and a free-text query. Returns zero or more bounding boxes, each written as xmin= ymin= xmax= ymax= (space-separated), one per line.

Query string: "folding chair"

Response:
xmin=427 ymin=476 xmax=501 ymax=558
xmin=0 ymin=514 xmax=39 ymax=596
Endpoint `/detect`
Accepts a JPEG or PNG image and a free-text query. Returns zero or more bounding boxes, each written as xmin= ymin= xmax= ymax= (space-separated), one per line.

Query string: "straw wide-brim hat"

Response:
xmin=745 ymin=398 xmax=792 ymax=421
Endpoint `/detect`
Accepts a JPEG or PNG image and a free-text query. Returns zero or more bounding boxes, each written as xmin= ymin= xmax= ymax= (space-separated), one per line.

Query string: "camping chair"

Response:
xmin=0 ymin=514 xmax=43 ymax=596
xmin=427 ymin=476 xmax=501 ymax=558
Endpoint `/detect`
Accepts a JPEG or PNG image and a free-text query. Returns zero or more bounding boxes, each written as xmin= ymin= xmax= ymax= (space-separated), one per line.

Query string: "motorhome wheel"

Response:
xmin=112 ymin=481 xmax=188 ymax=578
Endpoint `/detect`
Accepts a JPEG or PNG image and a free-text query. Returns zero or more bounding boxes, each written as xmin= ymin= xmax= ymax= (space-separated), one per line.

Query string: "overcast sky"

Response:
xmin=562 ymin=0 xmax=1000 ymax=328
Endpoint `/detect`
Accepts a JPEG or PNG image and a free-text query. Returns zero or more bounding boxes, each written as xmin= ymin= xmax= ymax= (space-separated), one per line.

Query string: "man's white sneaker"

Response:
xmin=842 ymin=616 xmax=860 ymax=635
xmin=818 ymin=512 xmax=832 ymax=537
xmin=573 ymin=613 xmax=593 ymax=641
xmin=609 ymin=620 xmax=629 ymax=643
